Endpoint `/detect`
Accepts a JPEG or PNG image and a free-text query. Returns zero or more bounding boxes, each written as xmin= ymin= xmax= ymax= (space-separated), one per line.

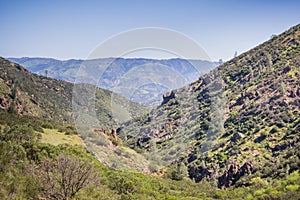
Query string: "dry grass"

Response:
xmin=40 ymin=128 xmax=85 ymax=146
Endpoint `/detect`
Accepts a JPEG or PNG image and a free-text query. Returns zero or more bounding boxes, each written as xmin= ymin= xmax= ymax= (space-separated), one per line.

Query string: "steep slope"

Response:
xmin=119 ymin=24 xmax=300 ymax=187
xmin=8 ymin=57 xmax=217 ymax=106
xmin=0 ymin=57 xmax=146 ymax=128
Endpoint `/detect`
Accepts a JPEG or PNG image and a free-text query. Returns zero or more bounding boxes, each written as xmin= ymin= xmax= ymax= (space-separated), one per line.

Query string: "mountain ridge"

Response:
xmin=119 ymin=23 xmax=300 ymax=188
xmin=8 ymin=57 xmax=218 ymax=106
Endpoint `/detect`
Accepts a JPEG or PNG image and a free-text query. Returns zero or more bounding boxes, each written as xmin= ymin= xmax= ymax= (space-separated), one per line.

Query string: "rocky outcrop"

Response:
xmin=0 ymin=95 xmax=10 ymax=110
xmin=94 ymin=128 xmax=119 ymax=141
xmin=188 ymin=162 xmax=254 ymax=188
xmin=161 ymin=91 xmax=176 ymax=105
xmin=111 ymin=128 xmax=118 ymax=140
xmin=218 ymin=162 xmax=254 ymax=188
xmin=188 ymin=165 xmax=215 ymax=183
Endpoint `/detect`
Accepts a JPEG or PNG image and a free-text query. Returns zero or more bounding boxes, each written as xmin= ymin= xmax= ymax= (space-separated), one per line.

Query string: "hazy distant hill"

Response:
xmin=120 ymin=24 xmax=300 ymax=187
xmin=0 ymin=57 xmax=146 ymax=128
xmin=8 ymin=57 xmax=217 ymax=106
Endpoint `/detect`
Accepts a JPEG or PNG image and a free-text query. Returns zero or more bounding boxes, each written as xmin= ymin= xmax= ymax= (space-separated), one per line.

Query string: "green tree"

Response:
xmin=165 ymin=163 xmax=188 ymax=181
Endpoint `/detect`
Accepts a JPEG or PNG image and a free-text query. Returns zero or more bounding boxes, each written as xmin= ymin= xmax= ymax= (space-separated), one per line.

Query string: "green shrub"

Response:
xmin=41 ymin=122 xmax=54 ymax=129
xmin=0 ymin=124 xmax=38 ymax=143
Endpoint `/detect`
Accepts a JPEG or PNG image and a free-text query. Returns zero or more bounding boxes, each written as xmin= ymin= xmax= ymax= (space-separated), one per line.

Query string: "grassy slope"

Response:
xmin=40 ymin=128 xmax=85 ymax=146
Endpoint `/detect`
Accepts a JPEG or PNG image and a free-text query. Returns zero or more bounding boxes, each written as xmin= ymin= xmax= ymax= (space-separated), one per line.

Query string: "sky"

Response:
xmin=0 ymin=0 xmax=300 ymax=61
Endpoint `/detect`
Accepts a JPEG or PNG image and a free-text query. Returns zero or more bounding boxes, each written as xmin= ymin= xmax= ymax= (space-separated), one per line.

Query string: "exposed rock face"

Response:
xmin=111 ymin=128 xmax=118 ymax=140
xmin=0 ymin=96 xmax=10 ymax=110
xmin=188 ymin=165 xmax=214 ymax=183
xmin=95 ymin=128 xmax=119 ymax=140
xmin=162 ymin=91 xmax=176 ymax=105
xmin=218 ymin=162 xmax=254 ymax=188
xmin=188 ymin=162 xmax=254 ymax=188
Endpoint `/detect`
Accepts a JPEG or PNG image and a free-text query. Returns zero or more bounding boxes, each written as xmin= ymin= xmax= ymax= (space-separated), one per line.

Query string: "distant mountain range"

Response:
xmin=8 ymin=57 xmax=218 ymax=106
xmin=0 ymin=57 xmax=146 ymax=128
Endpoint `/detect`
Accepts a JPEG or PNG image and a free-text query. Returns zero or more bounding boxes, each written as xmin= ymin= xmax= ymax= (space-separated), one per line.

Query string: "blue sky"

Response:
xmin=0 ymin=0 xmax=299 ymax=61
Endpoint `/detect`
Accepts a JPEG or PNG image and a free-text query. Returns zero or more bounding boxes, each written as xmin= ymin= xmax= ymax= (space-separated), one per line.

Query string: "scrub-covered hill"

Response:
xmin=120 ymin=23 xmax=300 ymax=188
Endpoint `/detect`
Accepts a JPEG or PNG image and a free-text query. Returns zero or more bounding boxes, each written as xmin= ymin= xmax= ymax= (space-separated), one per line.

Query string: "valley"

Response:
xmin=0 ymin=12 xmax=299 ymax=200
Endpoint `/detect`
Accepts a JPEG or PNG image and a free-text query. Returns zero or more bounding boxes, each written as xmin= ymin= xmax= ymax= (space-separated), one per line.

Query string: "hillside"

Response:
xmin=3 ymin=60 xmax=298 ymax=200
xmin=119 ymin=24 xmax=300 ymax=188
xmin=8 ymin=57 xmax=217 ymax=106
xmin=1 ymin=24 xmax=300 ymax=199
xmin=0 ymin=57 xmax=146 ymax=128
xmin=2 ymin=110 xmax=298 ymax=200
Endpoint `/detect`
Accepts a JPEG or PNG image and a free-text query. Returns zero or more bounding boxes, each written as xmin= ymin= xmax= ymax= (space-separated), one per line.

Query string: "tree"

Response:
xmin=0 ymin=141 xmax=34 ymax=199
xmin=270 ymin=34 xmax=277 ymax=39
xmin=31 ymin=154 xmax=98 ymax=200
xmin=234 ymin=51 xmax=238 ymax=58
xmin=165 ymin=163 xmax=188 ymax=181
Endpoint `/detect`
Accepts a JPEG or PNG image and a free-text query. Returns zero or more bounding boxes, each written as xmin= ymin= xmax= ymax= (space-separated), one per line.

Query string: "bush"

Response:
xmin=58 ymin=126 xmax=77 ymax=135
xmin=0 ymin=124 xmax=38 ymax=143
xmin=42 ymin=122 xmax=54 ymax=129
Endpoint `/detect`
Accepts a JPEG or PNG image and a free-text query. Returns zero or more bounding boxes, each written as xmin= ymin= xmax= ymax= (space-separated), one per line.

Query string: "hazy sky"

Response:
xmin=0 ymin=0 xmax=299 ymax=61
